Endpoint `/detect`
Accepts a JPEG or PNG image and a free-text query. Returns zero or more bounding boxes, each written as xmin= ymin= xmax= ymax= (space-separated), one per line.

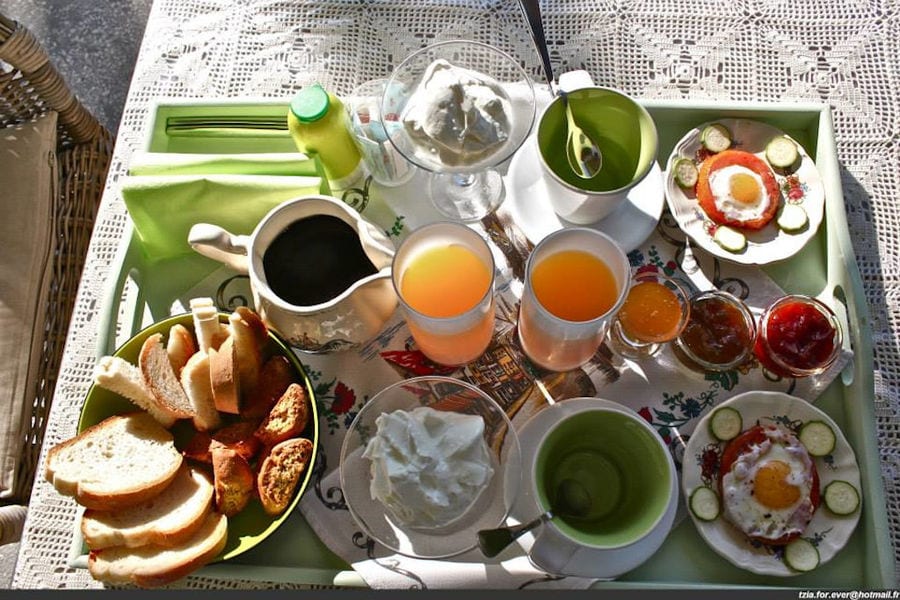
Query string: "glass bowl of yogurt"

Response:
xmin=339 ymin=375 xmax=522 ymax=558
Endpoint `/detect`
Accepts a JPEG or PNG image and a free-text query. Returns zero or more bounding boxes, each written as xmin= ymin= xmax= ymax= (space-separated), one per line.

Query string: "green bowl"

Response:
xmin=77 ymin=312 xmax=319 ymax=562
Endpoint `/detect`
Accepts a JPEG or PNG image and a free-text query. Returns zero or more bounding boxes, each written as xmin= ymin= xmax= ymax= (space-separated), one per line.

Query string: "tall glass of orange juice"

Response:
xmin=517 ymin=228 xmax=630 ymax=372
xmin=606 ymin=271 xmax=691 ymax=359
xmin=392 ymin=222 xmax=495 ymax=366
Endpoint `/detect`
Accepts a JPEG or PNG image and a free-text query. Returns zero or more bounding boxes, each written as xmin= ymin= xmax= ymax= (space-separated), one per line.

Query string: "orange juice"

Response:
xmin=400 ymin=244 xmax=491 ymax=317
xmin=617 ymin=280 xmax=684 ymax=343
xmin=530 ymin=250 xmax=619 ymax=321
xmin=399 ymin=242 xmax=494 ymax=366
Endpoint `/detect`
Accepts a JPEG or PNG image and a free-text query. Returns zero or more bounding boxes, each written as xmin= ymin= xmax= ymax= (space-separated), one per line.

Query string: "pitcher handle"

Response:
xmin=188 ymin=223 xmax=251 ymax=274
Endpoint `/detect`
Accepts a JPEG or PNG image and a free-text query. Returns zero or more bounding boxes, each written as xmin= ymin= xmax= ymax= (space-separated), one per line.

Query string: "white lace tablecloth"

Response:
xmin=13 ymin=0 xmax=900 ymax=589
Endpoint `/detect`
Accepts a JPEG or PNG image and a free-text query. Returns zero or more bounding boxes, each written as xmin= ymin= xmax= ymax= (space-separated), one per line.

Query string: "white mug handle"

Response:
xmin=188 ymin=223 xmax=251 ymax=274
xmin=558 ymin=70 xmax=595 ymax=93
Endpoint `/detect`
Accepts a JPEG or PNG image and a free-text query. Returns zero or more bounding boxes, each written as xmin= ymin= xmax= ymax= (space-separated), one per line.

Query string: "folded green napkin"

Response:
xmin=121 ymin=153 xmax=325 ymax=262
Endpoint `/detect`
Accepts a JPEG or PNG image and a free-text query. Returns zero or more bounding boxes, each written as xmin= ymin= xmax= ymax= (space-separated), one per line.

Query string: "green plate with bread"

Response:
xmin=73 ymin=309 xmax=319 ymax=572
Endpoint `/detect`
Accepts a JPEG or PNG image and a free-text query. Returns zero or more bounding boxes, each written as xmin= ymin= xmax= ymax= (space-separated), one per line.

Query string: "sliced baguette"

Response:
xmin=166 ymin=323 xmax=197 ymax=378
xmin=211 ymin=447 xmax=254 ymax=517
xmin=257 ymin=437 xmax=314 ymax=516
xmin=44 ymin=412 xmax=183 ymax=511
xmin=139 ymin=333 xmax=194 ymax=421
xmin=180 ymin=351 xmax=222 ymax=431
xmin=93 ymin=356 xmax=177 ymax=428
xmin=228 ymin=307 xmax=265 ymax=400
xmin=81 ymin=465 xmax=214 ymax=549
xmin=87 ymin=511 xmax=228 ymax=588
xmin=209 ymin=336 xmax=241 ymax=414
xmin=254 ymin=383 xmax=310 ymax=447
xmin=190 ymin=298 xmax=228 ymax=353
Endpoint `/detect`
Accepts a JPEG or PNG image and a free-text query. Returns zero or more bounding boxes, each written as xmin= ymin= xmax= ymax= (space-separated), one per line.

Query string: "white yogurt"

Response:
xmin=363 ymin=406 xmax=494 ymax=529
xmin=401 ymin=59 xmax=511 ymax=166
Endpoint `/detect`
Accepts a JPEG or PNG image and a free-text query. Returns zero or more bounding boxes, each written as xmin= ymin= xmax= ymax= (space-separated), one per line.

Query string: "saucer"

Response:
xmin=510 ymin=397 xmax=678 ymax=579
xmin=504 ymin=136 xmax=665 ymax=252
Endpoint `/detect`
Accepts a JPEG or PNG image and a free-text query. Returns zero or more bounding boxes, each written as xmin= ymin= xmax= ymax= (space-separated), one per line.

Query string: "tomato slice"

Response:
xmin=696 ymin=149 xmax=781 ymax=230
xmin=718 ymin=424 xmax=821 ymax=546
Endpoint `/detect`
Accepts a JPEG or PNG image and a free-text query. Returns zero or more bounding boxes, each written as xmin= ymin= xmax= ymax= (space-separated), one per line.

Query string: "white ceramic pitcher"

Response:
xmin=188 ymin=194 xmax=397 ymax=353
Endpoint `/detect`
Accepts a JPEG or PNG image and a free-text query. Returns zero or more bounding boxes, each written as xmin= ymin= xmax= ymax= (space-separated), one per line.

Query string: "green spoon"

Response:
xmin=476 ymin=478 xmax=592 ymax=558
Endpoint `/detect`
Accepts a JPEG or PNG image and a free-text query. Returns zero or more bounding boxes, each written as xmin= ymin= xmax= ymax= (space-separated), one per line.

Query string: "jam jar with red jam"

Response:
xmin=754 ymin=294 xmax=842 ymax=377
xmin=674 ymin=290 xmax=756 ymax=373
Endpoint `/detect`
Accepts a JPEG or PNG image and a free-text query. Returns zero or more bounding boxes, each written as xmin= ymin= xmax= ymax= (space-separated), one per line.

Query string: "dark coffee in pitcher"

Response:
xmin=262 ymin=214 xmax=378 ymax=306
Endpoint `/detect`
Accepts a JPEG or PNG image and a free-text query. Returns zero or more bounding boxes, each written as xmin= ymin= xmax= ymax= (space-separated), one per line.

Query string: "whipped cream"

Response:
xmin=401 ymin=59 xmax=511 ymax=166
xmin=363 ymin=406 xmax=494 ymax=529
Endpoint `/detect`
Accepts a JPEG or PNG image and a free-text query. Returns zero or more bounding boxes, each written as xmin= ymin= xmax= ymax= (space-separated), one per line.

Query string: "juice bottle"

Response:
xmin=288 ymin=84 xmax=363 ymax=189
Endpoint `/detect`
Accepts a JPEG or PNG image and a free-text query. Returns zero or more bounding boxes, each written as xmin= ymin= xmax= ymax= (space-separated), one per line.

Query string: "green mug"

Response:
xmin=533 ymin=400 xmax=675 ymax=549
xmin=536 ymin=72 xmax=658 ymax=224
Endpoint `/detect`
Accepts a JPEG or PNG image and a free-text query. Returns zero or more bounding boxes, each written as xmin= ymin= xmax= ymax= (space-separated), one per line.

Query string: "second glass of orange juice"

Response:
xmin=393 ymin=222 xmax=496 ymax=366
xmin=517 ymin=228 xmax=631 ymax=372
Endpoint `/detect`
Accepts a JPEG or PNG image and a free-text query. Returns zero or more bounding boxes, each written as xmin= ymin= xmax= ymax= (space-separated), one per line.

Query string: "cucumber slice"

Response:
xmin=766 ymin=135 xmax=799 ymax=168
xmin=784 ymin=538 xmax=820 ymax=572
xmin=713 ymin=226 xmax=747 ymax=252
xmin=823 ymin=480 xmax=860 ymax=516
xmin=689 ymin=486 xmax=720 ymax=521
xmin=709 ymin=406 xmax=742 ymax=441
xmin=700 ymin=123 xmax=732 ymax=153
xmin=673 ymin=158 xmax=699 ymax=188
xmin=777 ymin=203 xmax=809 ymax=232
xmin=799 ymin=420 xmax=836 ymax=456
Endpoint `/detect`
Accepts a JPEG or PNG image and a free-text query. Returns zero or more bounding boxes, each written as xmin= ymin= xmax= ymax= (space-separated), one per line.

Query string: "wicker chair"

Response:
xmin=0 ymin=11 xmax=112 ymax=538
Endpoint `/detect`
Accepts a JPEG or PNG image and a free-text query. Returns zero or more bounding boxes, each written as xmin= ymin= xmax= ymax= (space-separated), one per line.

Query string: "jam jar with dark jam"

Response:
xmin=753 ymin=294 xmax=842 ymax=377
xmin=674 ymin=290 xmax=756 ymax=372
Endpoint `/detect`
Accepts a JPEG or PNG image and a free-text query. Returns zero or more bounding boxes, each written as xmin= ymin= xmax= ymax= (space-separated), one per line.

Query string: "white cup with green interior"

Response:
xmin=527 ymin=398 xmax=677 ymax=578
xmin=536 ymin=71 xmax=658 ymax=224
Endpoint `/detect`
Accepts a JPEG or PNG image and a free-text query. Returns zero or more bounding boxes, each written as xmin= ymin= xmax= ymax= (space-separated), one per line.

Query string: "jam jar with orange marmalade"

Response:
xmin=674 ymin=290 xmax=756 ymax=372
xmin=753 ymin=294 xmax=842 ymax=377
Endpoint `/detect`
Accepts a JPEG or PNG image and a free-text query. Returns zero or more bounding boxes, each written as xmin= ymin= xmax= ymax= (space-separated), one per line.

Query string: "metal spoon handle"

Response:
xmin=517 ymin=0 xmax=555 ymax=89
xmin=476 ymin=511 xmax=552 ymax=558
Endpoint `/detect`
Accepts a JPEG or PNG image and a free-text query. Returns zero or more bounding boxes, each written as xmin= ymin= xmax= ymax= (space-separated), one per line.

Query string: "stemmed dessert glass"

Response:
xmin=382 ymin=40 xmax=536 ymax=222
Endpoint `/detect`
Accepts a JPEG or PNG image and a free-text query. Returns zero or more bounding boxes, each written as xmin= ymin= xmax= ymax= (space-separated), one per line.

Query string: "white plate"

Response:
xmin=664 ymin=118 xmax=825 ymax=265
xmin=505 ymin=135 xmax=665 ymax=253
xmin=681 ymin=391 xmax=861 ymax=576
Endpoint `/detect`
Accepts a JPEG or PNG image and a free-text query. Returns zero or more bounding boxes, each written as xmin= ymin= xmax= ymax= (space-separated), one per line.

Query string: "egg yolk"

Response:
xmin=753 ymin=460 xmax=801 ymax=509
xmin=728 ymin=172 xmax=762 ymax=204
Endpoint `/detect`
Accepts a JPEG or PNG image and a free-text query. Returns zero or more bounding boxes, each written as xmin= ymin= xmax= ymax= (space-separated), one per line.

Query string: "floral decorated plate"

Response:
xmin=664 ymin=118 xmax=825 ymax=265
xmin=681 ymin=391 xmax=861 ymax=576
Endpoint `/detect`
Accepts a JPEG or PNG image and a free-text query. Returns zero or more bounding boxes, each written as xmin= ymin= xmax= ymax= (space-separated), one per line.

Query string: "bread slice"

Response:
xmin=254 ymin=383 xmax=310 ymax=446
xmin=243 ymin=355 xmax=296 ymax=420
xmin=211 ymin=447 xmax=254 ymax=517
xmin=44 ymin=412 xmax=183 ymax=511
xmin=257 ymin=437 xmax=314 ymax=516
xmin=87 ymin=511 xmax=228 ymax=588
xmin=190 ymin=298 xmax=228 ymax=353
xmin=228 ymin=307 xmax=266 ymax=400
xmin=166 ymin=323 xmax=197 ymax=378
xmin=209 ymin=336 xmax=241 ymax=414
xmin=81 ymin=465 xmax=214 ymax=549
xmin=180 ymin=351 xmax=221 ymax=431
xmin=139 ymin=333 xmax=194 ymax=421
xmin=93 ymin=356 xmax=177 ymax=428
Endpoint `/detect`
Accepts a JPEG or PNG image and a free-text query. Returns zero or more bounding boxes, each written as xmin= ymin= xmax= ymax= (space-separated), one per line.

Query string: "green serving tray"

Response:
xmin=89 ymin=97 xmax=893 ymax=588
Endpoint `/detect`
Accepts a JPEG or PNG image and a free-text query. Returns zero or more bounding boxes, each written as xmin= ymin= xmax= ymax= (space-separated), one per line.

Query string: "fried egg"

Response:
xmin=708 ymin=165 xmax=771 ymax=223
xmin=721 ymin=426 xmax=816 ymax=543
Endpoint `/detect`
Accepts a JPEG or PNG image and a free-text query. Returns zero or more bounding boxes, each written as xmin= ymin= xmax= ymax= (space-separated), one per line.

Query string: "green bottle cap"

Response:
xmin=290 ymin=84 xmax=330 ymax=122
